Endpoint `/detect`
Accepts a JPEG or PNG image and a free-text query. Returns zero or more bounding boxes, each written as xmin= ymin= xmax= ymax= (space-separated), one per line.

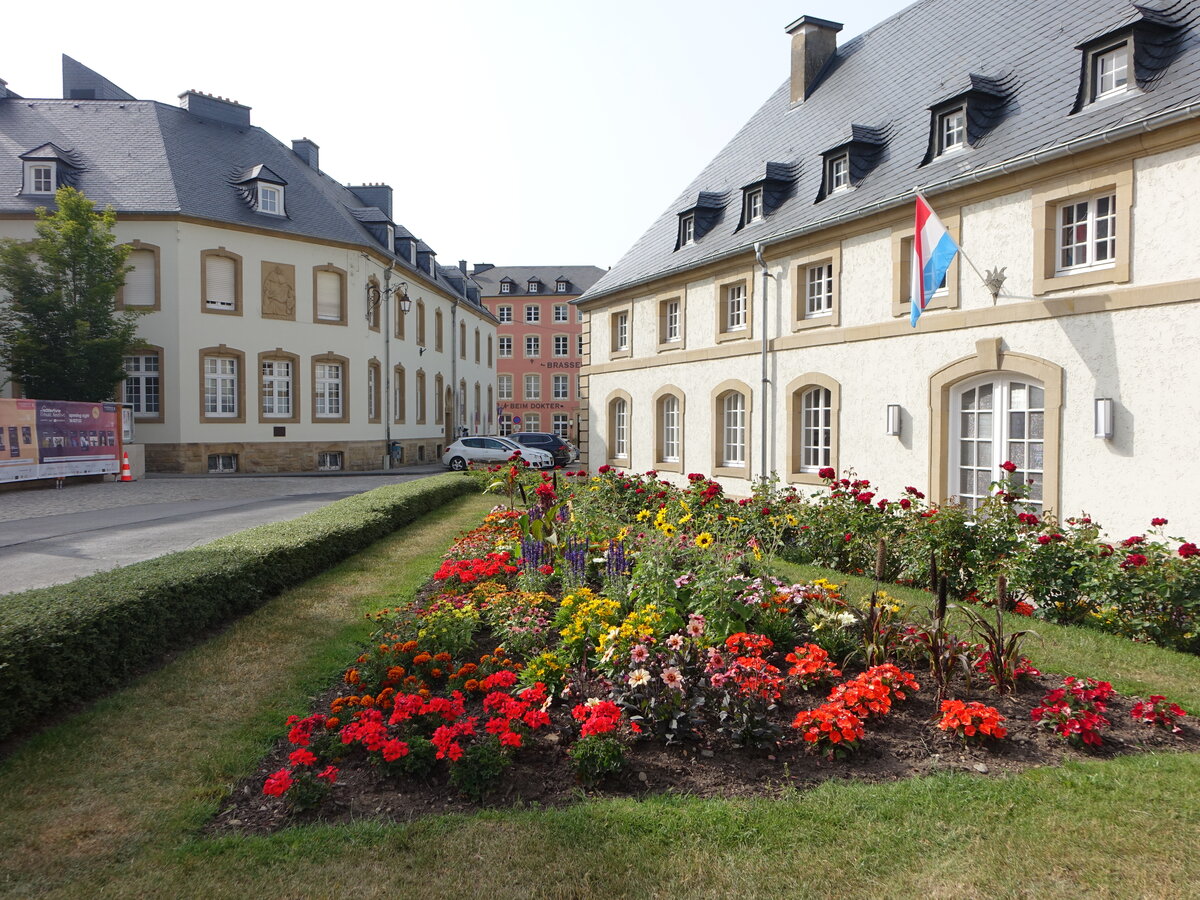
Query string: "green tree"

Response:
xmin=0 ymin=186 xmax=138 ymax=401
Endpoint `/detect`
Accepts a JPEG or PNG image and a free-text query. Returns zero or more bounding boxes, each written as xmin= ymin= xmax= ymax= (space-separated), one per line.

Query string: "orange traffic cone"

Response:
xmin=120 ymin=451 xmax=133 ymax=482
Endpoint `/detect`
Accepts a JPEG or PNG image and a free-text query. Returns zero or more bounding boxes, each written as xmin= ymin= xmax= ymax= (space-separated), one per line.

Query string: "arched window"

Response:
xmin=800 ymin=386 xmax=832 ymax=472
xmin=720 ymin=391 xmax=745 ymax=467
xmin=655 ymin=391 xmax=682 ymax=469
xmin=608 ymin=395 xmax=630 ymax=461
xmin=952 ymin=376 xmax=1045 ymax=512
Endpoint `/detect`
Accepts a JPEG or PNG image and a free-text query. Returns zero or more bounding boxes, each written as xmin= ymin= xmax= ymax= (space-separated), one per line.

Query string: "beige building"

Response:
xmin=578 ymin=2 xmax=1200 ymax=537
xmin=0 ymin=58 xmax=496 ymax=473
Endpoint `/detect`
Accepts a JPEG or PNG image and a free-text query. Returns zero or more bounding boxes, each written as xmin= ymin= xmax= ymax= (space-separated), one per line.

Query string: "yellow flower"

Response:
xmin=636 ymin=510 xmax=651 ymax=522
xmin=679 ymin=513 xmax=693 ymax=525
xmin=695 ymin=532 xmax=715 ymax=549
xmin=785 ymin=514 xmax=799 ymax=527
xmin=659 ymin=523 xmax=677 ymax=537
xmin=616 ymin=526 xmax=630 ymax=541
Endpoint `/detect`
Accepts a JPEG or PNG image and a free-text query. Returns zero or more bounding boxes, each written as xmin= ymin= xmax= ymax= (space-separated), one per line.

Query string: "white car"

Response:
xmin=442 ymin=435 xmax=553 ymax=471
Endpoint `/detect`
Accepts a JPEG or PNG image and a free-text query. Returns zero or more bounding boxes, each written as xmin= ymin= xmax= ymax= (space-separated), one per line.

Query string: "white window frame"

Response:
xmin=800 ymin=386 xmax=832 ymax=473
xmin=938 ymin=106 xmax=966 ymax=155
xmin=497 ymin=374 xmax=513 ymax=401
xmin=524 ymin=374 xmax=541 ymax=401
xmin=552 ymin=413 xmax=569 ymax=437
xmin=805 ymin=263 xmax=833 ymax=318
xmin=257 ymin=183 xmax=284 ymax=215
xmin=553 ymin=335 xmax=569 ymax=357
xmin=123 ymin=354 xmax=160 ymax=415
xmin=1055 ymin=191 xmax=1118 ymax=275
xmin=367 ymin=364 xmax=378 ymax=420
xmin=317 ymin=451 xmax=343 ymax=471
xmin=556 ymin=281 xmax=569 ymax=293
xmin=497 ymin=305 xmax=513 ymax=323
xmin=498 ymin=336 xmax=513 ymax=358
xmin=204 ymin=357 xmax=238 ymax=418
xmin=661 ymin=395 xmax=680 ymax=463
xmin=664 ymin=299 xmax=681 ymax=342
xmin=553 ymin=304 xmax=569 ymax=322
xmin=744 ymin=187 xmax=764 ymax=223
xmin=1091 ymin=42 xmax=1130 ymax=102
xmin=524 ymin=335 xmax=540 ymax=358
xmin=525 ymin=304 xmax=541 ymax=323
xmin=611 ymin=398 xmax=628 ymax=459
xmin=261 ymin=359 xmax=293 ymax=418
xmin=315 ymin=362 xmax=343 ymax=418
xmin=951 ymin=375 xmax=1046 ymax=513
xmin=614 ymin=311 xmax=629 ymax=351
xmin=528 ymin=281 xmax=540 ymax=294
xmin=721 ymin=392 xmax=746 ymax=467
xmin=577 ymin=333 xmax=584 ymax=357
xmin=680 ymin=214 xmax=695 ymax=246
xmin=25 ymin=162 xmax=55 ymax=194
xmin=827 ymin=153 xmax=850 ymax=193
xmin=208 ymin=453 xmax=238 ymax=473
xmin=525 ymin=413 xmax=541 ymax=432
xmin=500 ymin=282 xmax=512 ymax=294
xmin=552 ymin=374 xmax=569 ymax=400
xmin=725 ymin=284 xmax=747 ymax=332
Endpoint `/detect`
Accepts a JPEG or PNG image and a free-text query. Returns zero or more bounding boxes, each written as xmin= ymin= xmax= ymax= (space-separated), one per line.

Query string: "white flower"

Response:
xmin=585 ymin=696 xmax=602 ymax=708
xmin=628 ymin=668 xmax=651 ymax=688
xmin=666 ymin=634 xmax=685 ymax=652
xmin=660 ymin=666 xmax=684 ymax=691
xmin=630 ymin=643 xmax=650 ymax=663
xmin=836 ymin=612 xmax=857 ymax=628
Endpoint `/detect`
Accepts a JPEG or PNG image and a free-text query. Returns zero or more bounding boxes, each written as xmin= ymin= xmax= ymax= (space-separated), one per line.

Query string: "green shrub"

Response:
xmin=568 ymin=735 xmax=626 ymax=785
xmin=0 ymin=473 xmax=476 ymax=743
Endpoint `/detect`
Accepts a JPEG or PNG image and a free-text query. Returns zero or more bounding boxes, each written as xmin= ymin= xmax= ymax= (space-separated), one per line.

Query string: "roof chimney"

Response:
xmin=458 ymin=260 xmax=468 ymax=274
xmin=348 ymin=183 xmax=392 ymax=218
xmin=178 ymin=90 xmax=251 ymax=128
xmin=0 ymin=78 xmax=8 ymax=100
xmin=292 ymin=138 xmax=320 ymax=170
xmin=786 ymin=15 xmax=842 ymax=104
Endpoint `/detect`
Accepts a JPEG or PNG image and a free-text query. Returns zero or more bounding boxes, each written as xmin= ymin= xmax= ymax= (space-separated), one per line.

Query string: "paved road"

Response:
xmin=0 ymin=469 xmax=447 ymax=595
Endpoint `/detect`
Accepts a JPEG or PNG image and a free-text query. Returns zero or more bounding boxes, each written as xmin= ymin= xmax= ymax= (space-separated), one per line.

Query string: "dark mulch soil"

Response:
xmin=209 ymin=672 xmax=1199 ymax=836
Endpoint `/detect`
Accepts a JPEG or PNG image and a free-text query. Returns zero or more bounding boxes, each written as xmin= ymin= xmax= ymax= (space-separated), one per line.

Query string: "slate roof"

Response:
xmin=0 ymin=60 xmax=474 ymax=303
xmin=581 ymin=0 xmax=1200 ymax=303
xmin=471 ymin=265 xmax=607 ymax=297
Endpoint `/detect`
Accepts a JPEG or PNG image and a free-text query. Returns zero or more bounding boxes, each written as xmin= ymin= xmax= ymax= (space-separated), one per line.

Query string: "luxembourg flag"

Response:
xmin=910 ymin=194 xmax=960 ymax=327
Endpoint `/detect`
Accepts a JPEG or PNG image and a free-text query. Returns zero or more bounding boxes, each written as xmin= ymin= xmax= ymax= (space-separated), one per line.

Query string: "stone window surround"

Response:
xmin=656 ymin=292 xmax=686 ymax=352
xmin=609 ymin=303 xmax=633 ymax=360
xmin=394 ymin=364 xmax=407 ymax=424
xmin=256 ymin=348 xmax=301 ymax=425
xmin=198 ymin=344 xmax=246 ymax=424
xmin=311 ymin=263 xmax=348 ymax=326
xmin=310 ymin=351 xmax=350 ymax=424
xmin=200 ymin=247 xmax=243 ymax=317
xmin=785 ymin=372 xmax=841 ymax=485
xmin=124 ymin=343 xmax=165 ymax=424
xmin=715 ymin=270 xmax=754 ymax=343
xmin=366 ymin=275 xmax=381 ymax=332
xmin=711 ymin=379 xmax=752 ymax=480
xmin=1031 ymin=160 xmax=1132 ymax=296
xmin=606 ymin=389 xmax=632 ymax=466
xmin=791 ymin=242 xmax=842 ymax=330
xmin=434 ymin=309 xmax=444 ymax=352
xmin=116 ymin=240 xmax=162 ymax=312
xmin=415 ymin=369 xmax=427 ymax=424
xmin=367 ymin=357 xmax=382 ymax=424
xmin=652 ymin=385 xmax=685 ymax=474
xmin=929 ymin=338 xmax=1063 ymax=514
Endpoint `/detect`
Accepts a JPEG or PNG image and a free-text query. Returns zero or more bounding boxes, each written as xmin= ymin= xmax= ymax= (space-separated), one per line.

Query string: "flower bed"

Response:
xmin=213 ymin=472 xmax=1196 ymax=833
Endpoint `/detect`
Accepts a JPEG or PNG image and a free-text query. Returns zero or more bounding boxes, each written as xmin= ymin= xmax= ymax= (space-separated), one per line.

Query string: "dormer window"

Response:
xmin=499 ymin=281 xmax=512 ymax=294
xmin=556 ymin=279 xmax=569 ymax=293
xmin=26 ymin=162 xmax=55 ymax=194
xmin=744 ymin=187 xmax=764 ymax=223
xmin=528 ymin=280 xmax=540 ymax=293
xmin=826 ymin=154 xmax=850 ymax=193
xmin=257 ymin=183 xmax=283 ymax=215
xmin=1091 ymin=42 xmax=1129 ymax=101
xmin=938 ymin=107 xmax=966 ymax=155
xmin=680 ymin=214 xmax=695 ymax=246
xmin=386 ymin=224 xmax=395 ymax=252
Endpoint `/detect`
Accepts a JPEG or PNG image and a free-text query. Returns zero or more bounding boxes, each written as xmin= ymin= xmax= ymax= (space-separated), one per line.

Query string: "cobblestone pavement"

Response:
xmin=0 ymin=468 xmax=446 ymax=523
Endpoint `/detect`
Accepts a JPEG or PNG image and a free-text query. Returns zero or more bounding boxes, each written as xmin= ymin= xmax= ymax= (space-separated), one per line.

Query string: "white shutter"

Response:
xmin=205 ymin=255 xmax=235 ymax=309
xmin=124 ymin=250 xmax=155 ymax=306
xmin=316 ymin=271 xmax=341 ymax=320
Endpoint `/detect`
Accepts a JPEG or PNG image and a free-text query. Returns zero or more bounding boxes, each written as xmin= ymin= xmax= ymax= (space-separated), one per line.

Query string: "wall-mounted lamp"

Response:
xmin=366 ymin=278 xmax=410 ymax=322
xmin=886 ymin=403 xmax=902 ymax=436
xmin=1094 ymin=397 xmax=1114 ymax=440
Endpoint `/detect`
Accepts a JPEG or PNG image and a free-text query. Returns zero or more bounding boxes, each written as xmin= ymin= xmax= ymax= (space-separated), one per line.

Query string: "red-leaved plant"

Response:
xmin=1130 ymin=695 xmax=1188 ymax=734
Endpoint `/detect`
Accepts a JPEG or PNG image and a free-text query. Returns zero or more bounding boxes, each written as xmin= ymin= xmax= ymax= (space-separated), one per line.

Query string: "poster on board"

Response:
xmin=0 ymin=398 xmax=122 ymax=483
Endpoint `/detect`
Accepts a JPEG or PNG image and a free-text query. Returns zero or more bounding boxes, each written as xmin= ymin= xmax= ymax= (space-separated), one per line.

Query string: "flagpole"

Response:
xmin=913 ymin=187 xmax=1006 ymax=304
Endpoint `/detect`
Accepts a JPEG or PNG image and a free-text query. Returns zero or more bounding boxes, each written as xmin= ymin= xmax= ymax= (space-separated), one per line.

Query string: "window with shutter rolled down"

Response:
xmin=316 ymin=270 xmax=342 ymax=320
xmin=124 ymin=250 xmax=156 ymax=307
xmin=205 ymin=255 xmax=236 ymax=309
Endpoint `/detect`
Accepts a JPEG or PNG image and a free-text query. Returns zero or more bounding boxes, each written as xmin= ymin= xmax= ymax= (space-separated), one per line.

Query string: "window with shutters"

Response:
xmin=119 ymin=244 xmax=160 ymax=310
xmin=123 ymin=350 xmax=163 ymax=420
xmin=313 ymin=265 xmax=346 ymax=324
xmin=201 ymin=249 xmax=241 ymax=314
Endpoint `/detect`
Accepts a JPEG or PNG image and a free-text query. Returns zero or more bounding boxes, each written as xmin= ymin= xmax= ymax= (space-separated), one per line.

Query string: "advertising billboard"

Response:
xmin=0 ymin=398 xmax=122 ymax=484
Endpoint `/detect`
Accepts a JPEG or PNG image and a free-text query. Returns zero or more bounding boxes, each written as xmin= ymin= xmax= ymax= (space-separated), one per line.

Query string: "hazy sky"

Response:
xmin=5 ymin=0 xmax=913 ymax=269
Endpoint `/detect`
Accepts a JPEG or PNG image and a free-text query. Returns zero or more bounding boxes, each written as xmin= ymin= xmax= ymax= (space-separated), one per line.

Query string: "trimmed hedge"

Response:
xmin=0 ymin=473 xmax=476 ymax=743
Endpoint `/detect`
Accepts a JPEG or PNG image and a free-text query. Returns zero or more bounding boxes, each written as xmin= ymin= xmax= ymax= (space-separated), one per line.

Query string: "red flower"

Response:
xmin=1122 ymin=553 xmax=1149 ymax=568
xmin=316 ymin=765 xmax=338 ymax=784
xmin=288 ymin=748 xmax=317 ymax=767
xmin=538 ymin=564 xmax=554 ymax=575
xmin=855 ymin=491 xmax=874 ymax=504
xmin=1121 ymin=535 xmax=1145 ymax=547
xmin=1013 ymin=601 xmax=1034 ymax=616
xmin=1151 ymin=517 xmax=1168 ymax=526
xmin=1000 ymin=460 xmax=1017 ymax=473
xmin=844 ymin=532 xmax=853 ymax=542
xmin=818 ymin=467 xmax=836 ymax=479
xmin=598 ymin=464 xmax=612 ymax=474
xmin=262 ymin=768 xmax=293 ymax=797
xmin=1179 ymin=542 xmax=1198 ymax=558
xmin=899 ymin=498 xmax=911 ymax=510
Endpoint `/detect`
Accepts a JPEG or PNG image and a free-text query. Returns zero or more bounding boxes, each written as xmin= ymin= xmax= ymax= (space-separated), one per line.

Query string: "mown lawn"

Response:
xmin=2 ymin=505 xmax=1198 ymax=899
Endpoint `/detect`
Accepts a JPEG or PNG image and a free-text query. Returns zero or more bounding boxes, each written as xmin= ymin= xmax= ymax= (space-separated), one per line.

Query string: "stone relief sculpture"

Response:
xmin=261 ymin=262 xmax=296 ymax=319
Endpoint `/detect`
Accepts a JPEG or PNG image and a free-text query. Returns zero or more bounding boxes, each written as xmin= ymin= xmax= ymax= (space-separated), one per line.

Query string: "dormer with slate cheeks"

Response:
xmin=527 ymin=277 xmax=543 ymax=294
xmin=231 ymin=164 xmax=287 ymax=216
xmin=1070 ymin=3 xmax=1191 ymax=114
xmin=920 ymin=74 xmax=1016 ymax=165
xmin=499 ymin=277 xmax=515 ymax=294
xmin=815 ymin=124 xmax=889 ymax=202
xmin=674 ymin=191 xmax=726 ymax=250
xmin=416 ymin=241 xmax=436 ymax=276
xmin=736 ymin=161 xmax=799 ymax=231
xmin=348 ymin=205 xmax=395 ymax=252
xmin=19 ymin=143 xmax=83 ymax=195
xmin=555 ymin=276 xmax=571 ymax=293
xmin=393 ymin=225 xmax=417 ymax=264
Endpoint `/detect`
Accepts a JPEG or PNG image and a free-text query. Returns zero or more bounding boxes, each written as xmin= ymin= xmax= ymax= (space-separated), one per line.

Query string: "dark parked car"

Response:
xmin=510 ymin=432 xmax=573 ymax=468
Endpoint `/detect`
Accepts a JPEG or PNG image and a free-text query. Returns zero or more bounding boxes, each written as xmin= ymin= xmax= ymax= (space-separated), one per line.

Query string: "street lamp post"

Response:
xmin=367 ymin=271 xmax=411 ymax=468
